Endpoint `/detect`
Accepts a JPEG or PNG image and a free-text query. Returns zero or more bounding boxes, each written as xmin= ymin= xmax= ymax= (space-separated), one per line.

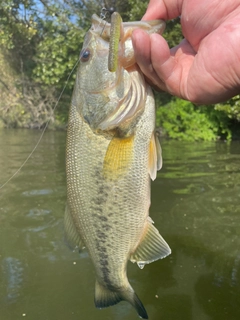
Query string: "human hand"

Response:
xmin=132 ymin=0 xmax=240 ymax=104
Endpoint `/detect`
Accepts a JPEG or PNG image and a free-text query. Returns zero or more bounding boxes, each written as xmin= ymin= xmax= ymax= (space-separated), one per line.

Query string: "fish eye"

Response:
xmin=80 ymin=48 xmax=91 ymax=62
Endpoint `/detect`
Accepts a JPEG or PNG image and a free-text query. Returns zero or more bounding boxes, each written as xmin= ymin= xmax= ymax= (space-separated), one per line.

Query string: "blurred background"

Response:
xmin=1 ymin=0 xmax=240 ymax=140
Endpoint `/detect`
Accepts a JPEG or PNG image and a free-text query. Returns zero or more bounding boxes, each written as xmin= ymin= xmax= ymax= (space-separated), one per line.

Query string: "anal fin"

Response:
xmin=130 ymin=217 xmax=171 ymax=269
xmin=64 ymin=204 xmax=85 ymax=251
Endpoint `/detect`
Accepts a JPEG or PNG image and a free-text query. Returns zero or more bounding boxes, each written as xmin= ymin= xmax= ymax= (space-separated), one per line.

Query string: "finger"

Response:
xmin=132 ymin=29 xmax=172 ymax=92
xmin=151 ymin=36 xmax=196 ymax=98
xmin=143 ymin=0 xmax=182 ymax=20
xmin=150 ymin=33 xmax=175 ymax=82
xmin=132 ymin=29 xmax=166 ymax=90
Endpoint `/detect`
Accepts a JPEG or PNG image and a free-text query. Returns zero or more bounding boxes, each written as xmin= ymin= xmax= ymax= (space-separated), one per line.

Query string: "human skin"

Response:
xmin=132 ymin=0 xmax=240 ymax=104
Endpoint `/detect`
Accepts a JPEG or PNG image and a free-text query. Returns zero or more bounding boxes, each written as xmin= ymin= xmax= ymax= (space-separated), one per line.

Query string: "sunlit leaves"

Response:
xmin=33 ymin=26 xmax=84 ymax=88
xmin=215 ymin=96 xmax=240 ymax=122
xmin=0 ymin=0 xmax=38 ymax=49
xmin=0 ymin=0 xmax=240 ymax=137
xmin=156 ymin=98 xmax=220 ymax=141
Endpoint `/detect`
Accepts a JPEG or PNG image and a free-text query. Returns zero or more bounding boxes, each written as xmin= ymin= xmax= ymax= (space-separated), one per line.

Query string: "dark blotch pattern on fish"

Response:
xmin=102 ymin=224 xmax=111 ymax=231
xmin=95 ymin=240 xmax=113 ymax=288
xmin=96 ymin=230 xmax=107 ymax=240
xmin=92 ymin=197 xmax=105 ymax=206
xmin=90 ymin=207 xmax=103 ymax=213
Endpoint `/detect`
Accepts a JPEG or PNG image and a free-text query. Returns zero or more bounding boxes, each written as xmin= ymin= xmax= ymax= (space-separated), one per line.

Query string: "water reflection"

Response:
xmin=22 ymin=189 xmax=53 ymax=196
xmin=0 ymin=130 xmax=240 ymax=319
xmin=1 ymin=257 xmax=24 ymax=304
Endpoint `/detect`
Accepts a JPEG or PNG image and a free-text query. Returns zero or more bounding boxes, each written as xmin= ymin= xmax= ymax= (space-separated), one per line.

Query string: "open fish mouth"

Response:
xmin=91 ymin=13 xmax=165 ymax=71
xmin=78 ymin=13 xmax=166 ymax=132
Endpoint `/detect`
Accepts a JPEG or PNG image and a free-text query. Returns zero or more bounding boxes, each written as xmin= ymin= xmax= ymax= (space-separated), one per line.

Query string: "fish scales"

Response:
xmin=67 ymin=95 xmax=151 ymax=281
xmin=65 ymin=13 xmax=171 ymax=319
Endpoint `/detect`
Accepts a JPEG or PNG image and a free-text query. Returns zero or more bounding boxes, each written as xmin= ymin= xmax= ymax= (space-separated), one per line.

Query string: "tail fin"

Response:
xmin=94 ymin=280 xmax=148 ymax=319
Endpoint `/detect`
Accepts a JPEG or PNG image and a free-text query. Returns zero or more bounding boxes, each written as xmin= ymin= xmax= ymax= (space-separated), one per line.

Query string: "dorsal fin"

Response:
xmin=148 ymin=132 xmax=162 ymax=180
xmin=155 ymin=132 xmax=162 ymax=170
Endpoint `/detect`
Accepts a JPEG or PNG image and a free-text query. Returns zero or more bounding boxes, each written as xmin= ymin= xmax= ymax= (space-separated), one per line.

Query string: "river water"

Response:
xmin=0 ymin=129 xmax=240 ymax=320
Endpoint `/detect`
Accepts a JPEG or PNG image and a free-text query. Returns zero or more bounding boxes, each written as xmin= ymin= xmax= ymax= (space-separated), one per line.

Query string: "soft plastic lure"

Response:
xmin=108 ymin=12 xmax=122 ymax=72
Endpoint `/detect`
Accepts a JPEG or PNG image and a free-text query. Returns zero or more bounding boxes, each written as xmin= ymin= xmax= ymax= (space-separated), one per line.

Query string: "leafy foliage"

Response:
xmin=127 ymin=0 xmax=148 ymax=20
xmin=163 ymin=18 xmax=183 ymax=48
xmin=156 ymin=98 xmax=218 ymax=141
xmin=0 ymin=0 xmax=240 ymax=139
xmin=215 ymin=96 xmax=240 ymax=122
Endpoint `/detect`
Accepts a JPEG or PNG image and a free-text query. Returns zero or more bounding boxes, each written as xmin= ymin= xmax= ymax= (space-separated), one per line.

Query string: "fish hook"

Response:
xmin=100 ymin=7 xmax=110 ymax=21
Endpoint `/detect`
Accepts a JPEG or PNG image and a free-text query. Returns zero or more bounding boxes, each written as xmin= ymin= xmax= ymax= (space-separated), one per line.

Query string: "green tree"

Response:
xmin=0 ymin=0 xmax=239 ymax=139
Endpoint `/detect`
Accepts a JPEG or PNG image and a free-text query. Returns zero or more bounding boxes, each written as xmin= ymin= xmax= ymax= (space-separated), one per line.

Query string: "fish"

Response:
xmin=65 ymin=13 xmax=171 ymax=319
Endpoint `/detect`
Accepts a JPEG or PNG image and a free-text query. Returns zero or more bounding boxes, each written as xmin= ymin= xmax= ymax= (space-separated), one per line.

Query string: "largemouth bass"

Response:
xmin=65 ymin=13 xmax=171 ymax=319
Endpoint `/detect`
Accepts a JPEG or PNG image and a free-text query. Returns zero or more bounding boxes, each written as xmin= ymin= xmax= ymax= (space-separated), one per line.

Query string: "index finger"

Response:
xmin=143 ymin=0 xmax=182 ymax=20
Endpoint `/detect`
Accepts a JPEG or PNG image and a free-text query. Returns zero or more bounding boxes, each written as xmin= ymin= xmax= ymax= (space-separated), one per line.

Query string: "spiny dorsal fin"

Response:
xmin=94 ymin=280 xmax=148 ymax=319
xmin=64 ymin=205 xmax=85 ymax=251
xmin=103 ymin=135 xmax=134 ymax=180
xmin=148 ymin=132 xmax=162 ymax=181
xmin=130 ymin=217 xmax=171 ymax=269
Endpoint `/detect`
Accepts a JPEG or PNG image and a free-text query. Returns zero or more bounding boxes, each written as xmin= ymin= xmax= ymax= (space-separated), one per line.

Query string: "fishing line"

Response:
xmin=0 ymin=59 xmax=79 ymax=190
xmin=0 ymin=9 xmax=110 ymax=190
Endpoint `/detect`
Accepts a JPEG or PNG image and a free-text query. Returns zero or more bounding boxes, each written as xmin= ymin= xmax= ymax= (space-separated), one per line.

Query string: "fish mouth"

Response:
xmin=80 ymin=14 xmax=166 ymax=132
xmin=90 ymin=14 xmax=166 ymax=40
xmin=90 ymin=13 xmax=165 ymax=72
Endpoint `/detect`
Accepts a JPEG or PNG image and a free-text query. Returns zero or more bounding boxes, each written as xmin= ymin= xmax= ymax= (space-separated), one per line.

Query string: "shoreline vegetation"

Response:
xmin=1 ymin=0 xmax=240 ymax=141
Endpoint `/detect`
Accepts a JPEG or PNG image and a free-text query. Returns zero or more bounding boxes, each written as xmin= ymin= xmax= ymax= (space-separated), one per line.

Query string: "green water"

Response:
xmin=0 ymin=129 xmax=240 ymax=320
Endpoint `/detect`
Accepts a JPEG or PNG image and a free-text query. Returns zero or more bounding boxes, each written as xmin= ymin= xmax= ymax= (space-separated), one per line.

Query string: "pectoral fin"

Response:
xmin=64 ymin=205 xmax=85 ymax=251
xmin=103 ymin=135 xmax=134 ymax=180
xmin=130 ymin=217 xmax=171 ymax=269
xmin=148 ymin=132 xmax=162 ymax=180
